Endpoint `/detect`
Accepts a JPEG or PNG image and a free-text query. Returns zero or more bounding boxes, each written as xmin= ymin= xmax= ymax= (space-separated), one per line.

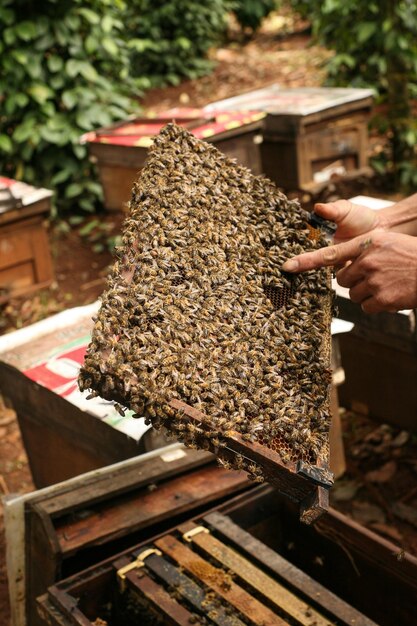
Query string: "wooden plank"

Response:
xmin=316 ymin=507 xmax=417 ymax=589
xmin=128 ymin=571 xmax=195 ymax=626
xmin=26 ymin=503 xmax=63 ymax=626
xmin=299 ymin=485 xmax=328 ymax=524
xmin=30 ymin=223 xmax=54 ymax=283
xmin=203 ymin=511 xmax=378 ymax=626
xmin=55 ymin=464 xmax=249 ymax=556
xmin=155 ymin=534 xmax=291 ymax=626
xmin=0 ymin=197 xmax=51 ymax=226
xmin=46 ymin=567 xmax=116 ymax=625
xmin=178 ymin=521 xmax=331 ymax=626
xmin=136 ymin=550 xmax=247 ymax=626
xmin=338 ymin=333 xmax=417 ymax=432
xmin=0 ymin=226 xmax=35 ymax=268
xmin=113 ymin=554 xmax=194 ymax=626
xmin=48 ymin=587 xmax=92 ymax=625
xmin=30 ymin=447 xmax=212 ymax=516
xmin=37 ymin=594 xmax=74 ymax=626
xmin=264 ymin=106 xmax=372 ymax=135
xmin=328 ymin=385 xmax=346 ymax=479
xmin=169 ymin=398 xmax=332 ymax=520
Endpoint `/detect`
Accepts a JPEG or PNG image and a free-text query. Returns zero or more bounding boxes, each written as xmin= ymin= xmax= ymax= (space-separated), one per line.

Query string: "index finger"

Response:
xmin=282 ymin=236 xmax=367 ymax=273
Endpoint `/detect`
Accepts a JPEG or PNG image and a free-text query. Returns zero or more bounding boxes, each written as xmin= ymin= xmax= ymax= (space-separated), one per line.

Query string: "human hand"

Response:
xmin=336 ymin=231 xmax=417 ymax=313
xmin=313 ymin=199 xmax=380 ymax=243
xmin=282 ymin=199 xmax=381 ymax=274
xmin=283 ymin=230 xmax=417 ymax=313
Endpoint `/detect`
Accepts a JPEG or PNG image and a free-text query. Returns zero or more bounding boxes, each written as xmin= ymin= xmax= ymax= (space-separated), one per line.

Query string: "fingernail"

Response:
xmin=282 ymin=259 xmax=298 ymax=272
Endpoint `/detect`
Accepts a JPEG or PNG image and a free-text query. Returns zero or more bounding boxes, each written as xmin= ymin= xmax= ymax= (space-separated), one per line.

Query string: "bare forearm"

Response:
xmin=378 ymin=193 xmax=417 ymax=236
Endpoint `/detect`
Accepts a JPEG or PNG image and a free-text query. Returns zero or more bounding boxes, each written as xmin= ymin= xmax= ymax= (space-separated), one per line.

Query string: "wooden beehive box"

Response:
xmin=206 ymin=86 xmax=374 ymax=190
xmin=0 ymin=176 xmax=54 ymax=302
xmin=0 ymin=304 xmax=169 ymax=488
xmin=32 ymin=481 xmax=417 ymax=626
xmin=82 ymin=109 xmax=264 ymax=211
xmin=5 ymin=445 xmax=251 ymax=626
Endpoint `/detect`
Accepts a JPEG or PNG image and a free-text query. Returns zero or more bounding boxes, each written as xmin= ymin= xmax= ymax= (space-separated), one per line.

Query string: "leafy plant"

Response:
xmin=289 ymin=0 xmax=417 ymax=188
xmin=0 ymin=0 xmax=141 ymax=215
xmin=127 ymin=0 xmax=231 ymax=86
xmin=233 ymin=0 xmax=278 ymax=35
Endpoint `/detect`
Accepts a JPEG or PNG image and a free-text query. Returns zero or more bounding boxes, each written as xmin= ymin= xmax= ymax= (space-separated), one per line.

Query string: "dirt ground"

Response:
xmin=1 ymin=8 xmax=416 ymax=624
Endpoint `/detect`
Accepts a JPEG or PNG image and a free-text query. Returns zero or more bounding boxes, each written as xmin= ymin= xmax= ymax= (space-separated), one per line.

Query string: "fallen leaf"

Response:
xmin=369 ymin=522 xmax=403 ymax=544
xmin=392 ymin=502 xmax=417 ymax=529
xmin=332 ymin=480 xmax=361 ymax=502
xmin=352 ymin=501 xmax=386 ymax=525
xmin=365 ymin=461 xmax=397 ymax=484
xmin=391 ymin=431 xmax=410 ymax=447
xmin=364 ymin=428 xmax=384 ymax=444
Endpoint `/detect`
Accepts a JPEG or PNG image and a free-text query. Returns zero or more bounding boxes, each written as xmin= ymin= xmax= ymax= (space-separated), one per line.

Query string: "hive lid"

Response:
xmin=0 ymin=175 xmax=52 ymax=215
xmin=80 ymin=109 xmax=265 ymax=148
xmin=206 ymin=85 xmax=375 ymax=117
xmin=79 ymin=123 xmax=333 ymax=522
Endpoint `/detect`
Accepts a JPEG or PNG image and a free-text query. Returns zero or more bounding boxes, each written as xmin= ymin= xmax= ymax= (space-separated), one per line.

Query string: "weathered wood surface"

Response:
xmin=128 ymin=550 xmax=247 ymax=626
xmin=37 ymin=595 xmax=74 ymax=626
xmin=155 ymin=534 xmax=291 ymax=626
xmin=0 ymin=211 xmax=54 ymax=302
xmin=169 ymin=398 xmax=333 ymax=523
xmin=338 ymin=333 xmax=417 ymax=432
xmin=216 ymin=485 xmax=417 ymax=626
xmin=177 ymin=520 xmax=331 ymax=626
xmin=203 ymin=511 xmax=378 ymax=626
xmin=26 ymin=451 xmax=250 ymax=626
xmin=0 ymin=361 xmax=145 ymax=488
xmin=262 ymin=110 xmax=370 ymax=189
xmin=47 ymin=587 xmax=92 ymax=626
xmin=39 ymin=482 xmax=417 ymax=626
xmin=55 ymin=464 xmax=249 ymax=555
xmin=114 ymin=554 xmax=197 ymax=626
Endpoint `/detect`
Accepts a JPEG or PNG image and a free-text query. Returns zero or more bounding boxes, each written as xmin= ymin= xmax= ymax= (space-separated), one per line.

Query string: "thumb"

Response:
xmin=282 ymin=235 xmax=370 ymax=273
xmin=314 ymin=199 xmax=354 ymax=224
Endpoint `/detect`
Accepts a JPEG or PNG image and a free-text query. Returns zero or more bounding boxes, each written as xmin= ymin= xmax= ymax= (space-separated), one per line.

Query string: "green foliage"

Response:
xmin=288 ymin=0 xmax=417 ymax=188
xmin=233 ymin=0 xmax=277 ymax=34
xmin=0 ymin=0 xmax=140 ymax=215
xmin=127 ymin=0 xmax=231 ymax=86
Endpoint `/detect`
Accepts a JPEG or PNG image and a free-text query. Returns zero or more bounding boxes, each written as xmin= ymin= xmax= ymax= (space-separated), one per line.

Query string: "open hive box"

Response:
xmin=79 ymin=124 xmax=334 ymax=523
xmin=39 ymin=488 xmax=380 ymax=626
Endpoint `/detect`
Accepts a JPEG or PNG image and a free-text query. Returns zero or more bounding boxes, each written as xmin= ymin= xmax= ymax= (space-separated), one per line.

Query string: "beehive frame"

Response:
xmin=79 ymin=124 xmax=334 ymax=522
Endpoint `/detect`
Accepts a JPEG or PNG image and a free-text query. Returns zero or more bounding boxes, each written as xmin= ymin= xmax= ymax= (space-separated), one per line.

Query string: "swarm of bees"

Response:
xmin=79 ymin=123 xmax=332 ymax=479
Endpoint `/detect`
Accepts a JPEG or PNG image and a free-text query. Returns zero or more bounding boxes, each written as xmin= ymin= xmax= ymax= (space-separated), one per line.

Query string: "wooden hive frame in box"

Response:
xmin=79 ymin=124 xmax=334 ymax=523
xmin=41 ymin=500 xmax=378 ymax=626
